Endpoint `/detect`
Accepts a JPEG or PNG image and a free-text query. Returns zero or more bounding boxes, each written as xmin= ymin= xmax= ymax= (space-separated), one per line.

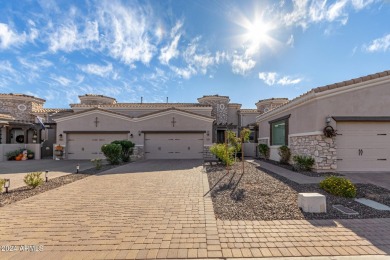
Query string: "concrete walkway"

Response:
xmin=248 ymin=159 xmax=325 ymax=184
xmin=0 ymin=160 xmax=389 ymax=259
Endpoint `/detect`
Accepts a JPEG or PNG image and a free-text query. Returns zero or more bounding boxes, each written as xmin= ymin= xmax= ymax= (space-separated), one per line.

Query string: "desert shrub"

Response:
xmin=0 ymin=179 xmax=5 ymax=192
xmin=278 ymin=145 xmax=291 ymax=164
xmin=101 ymin=144 xmax=122 ymax=165
xmin=293 ymin=155 xmax=315 ymax=171
xmin=91 ymin=158 xmax=102 ymax=170
xmin=209 ymin=144 xmax=235 ymax=166
xmin=320 ymin=176 xmax=357 ymax=198
xmin=258 ymin=144 xmax=270 ymax=159
xmin=111 ymin=140 xmax=135 ymax=162
xmin=24 ymin=172 xmax=44 ymax=188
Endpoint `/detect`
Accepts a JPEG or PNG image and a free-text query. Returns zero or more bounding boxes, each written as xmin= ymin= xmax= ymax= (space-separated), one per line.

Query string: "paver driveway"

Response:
xmin=0 ymin=159 xmax=390 ymax=259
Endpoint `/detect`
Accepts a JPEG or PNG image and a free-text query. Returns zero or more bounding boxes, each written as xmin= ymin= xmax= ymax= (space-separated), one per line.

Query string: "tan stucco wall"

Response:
xmin=240 ymin=113 xmax=258 ymax=127
xmin=258 ymin=80 xmax=390 ymax=138
xmin=56 ymin=111 xmax=213 ymax=146
xmin=228 ymin=107 xmax=239 ymax=125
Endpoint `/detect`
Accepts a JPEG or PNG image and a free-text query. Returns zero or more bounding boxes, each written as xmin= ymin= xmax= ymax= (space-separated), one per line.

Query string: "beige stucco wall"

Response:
xmin=240 ymin=113 xmax=258 ymax=127
xmin=55 ymin=110 xmax=213 ymax=146
xmin=258 ymin=80 xmax=390 ymax=139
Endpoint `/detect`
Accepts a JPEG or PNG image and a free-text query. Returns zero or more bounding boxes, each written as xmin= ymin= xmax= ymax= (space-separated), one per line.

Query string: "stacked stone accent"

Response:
xmin=0 ymin=99 xmax=34 ymax=122
xmin=290 ymin=135 xmax=337 ymax=172
xmin=131 ymin=145 xmax=144 ymax=161
xmin=203 ymin=145 xmax=217 ymax=159
xmin=258 ymin=138 xmax=268 ymax=145
xmin=197 ymin=95 xmax=229 ymax=124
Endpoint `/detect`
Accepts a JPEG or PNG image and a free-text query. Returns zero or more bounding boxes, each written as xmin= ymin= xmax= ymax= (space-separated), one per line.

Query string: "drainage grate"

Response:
xmin=333 ymin=205 xmax=359 ymax=215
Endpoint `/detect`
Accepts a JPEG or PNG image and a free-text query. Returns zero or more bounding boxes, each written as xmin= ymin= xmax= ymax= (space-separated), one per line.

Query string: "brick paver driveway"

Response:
xmin=1 ymin=159 xmax=390 ymax=259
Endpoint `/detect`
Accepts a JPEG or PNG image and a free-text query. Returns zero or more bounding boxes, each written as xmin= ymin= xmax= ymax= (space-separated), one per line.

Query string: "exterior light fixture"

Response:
xmin=76 ymin=164 xmax=80 ymax=173
xmin=138 ymin=131 xmax=142 ymax=136
xmin=326 ymin=116 xmax=332 ymax=125
xmin=59 ymin=134 xmax=63 ymax=139
xmin=206 ymin=131 xmax=210 ymax=136
xmin=45 ymin=170 xmax=48 ymax=182
xmin=130 ymin=133 xmax=134 ymax=138
xmin=4 ymin=179 xmax=10 ymax=193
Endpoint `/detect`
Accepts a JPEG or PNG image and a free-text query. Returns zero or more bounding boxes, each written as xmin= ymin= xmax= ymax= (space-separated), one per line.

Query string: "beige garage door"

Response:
xmin=67 ymin=133 xmax=128 ymax=160
xmin=336 ymin=122 xmax=390 ymax=172
xmin=144 ymin=133 xmax=204 ymax=159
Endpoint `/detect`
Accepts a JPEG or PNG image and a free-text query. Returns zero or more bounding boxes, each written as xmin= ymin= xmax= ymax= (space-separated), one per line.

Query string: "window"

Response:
xmin=269 ymin=115 xmax=290 ymax=146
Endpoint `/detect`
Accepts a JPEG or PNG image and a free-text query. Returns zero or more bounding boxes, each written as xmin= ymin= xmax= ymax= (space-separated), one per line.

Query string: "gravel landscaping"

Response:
xmin=206 ymin=161 xmax=390 ymax=220
xmin=0 ymin=163 xmax=128 ymax=207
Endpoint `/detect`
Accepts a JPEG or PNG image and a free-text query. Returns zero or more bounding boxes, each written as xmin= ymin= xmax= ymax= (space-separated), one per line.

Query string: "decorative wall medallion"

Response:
xmin=18 ymin=104 xmax=27 ymax=111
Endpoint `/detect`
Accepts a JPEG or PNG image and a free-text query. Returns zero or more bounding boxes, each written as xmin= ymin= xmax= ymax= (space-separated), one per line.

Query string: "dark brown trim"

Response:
xmin=142 ymin=131 xmax=206 ymax=134
xmin=268 ymin=114 xmax=291 ymax=124
xmin=332 ymin=116 xmax=390 ymax=122
xmin=64 ymin=131 xmax=130 ymax=134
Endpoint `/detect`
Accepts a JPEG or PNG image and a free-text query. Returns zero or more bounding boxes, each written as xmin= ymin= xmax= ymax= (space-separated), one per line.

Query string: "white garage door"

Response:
xmin=144 ymin=133 xmax=204 ymax=159
xmin=67 ymin=133 xmax=128 ymax=160
xmin=336 ymin=122 xmax=390 ymax=172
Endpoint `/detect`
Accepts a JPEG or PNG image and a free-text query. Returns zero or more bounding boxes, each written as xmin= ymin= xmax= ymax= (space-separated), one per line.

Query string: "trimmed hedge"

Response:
xmin=320 ymin=176 xmax=357 ymax=198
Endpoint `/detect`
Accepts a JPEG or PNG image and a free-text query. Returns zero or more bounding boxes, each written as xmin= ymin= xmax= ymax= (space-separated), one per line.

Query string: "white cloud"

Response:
xmin=79 ymin=63 xmax=113 ymax=78
xmin=286 ymin=35 xmax=294 ymax=47
xmin=259 ymin=72 xmax=277 ymax=85
xmin=171 ymin=66 xmax=197 ymax=79
xmin=363 ymin=34 xmax=390 ymax=52
xmin=231 ymin=54 xmax=256 ymax=75
xmin=50 ymin=75 xmax=72 ymax=86
xmin=0 ymin=23 xmax=27 ymax=49
xmin=259 ymin=72 xmax=303 ymax=86
xmin=18 ymin=58 xmax=53 ymax=71
xmin=159 ymin=34 xmax=181 ymax=65
xmin=351 ymin=0 xmax=375 ymax=10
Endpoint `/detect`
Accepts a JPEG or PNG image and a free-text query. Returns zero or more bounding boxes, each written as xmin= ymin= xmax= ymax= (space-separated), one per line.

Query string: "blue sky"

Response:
xmin=0 ymin=0 xmax=389 ymax=108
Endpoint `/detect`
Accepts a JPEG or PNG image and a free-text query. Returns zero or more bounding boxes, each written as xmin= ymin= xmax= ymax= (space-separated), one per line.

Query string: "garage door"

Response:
xmin=144 ymin=133 xmax=204 ymax=159
xmin=336 ymin=122 xmax=390 ymax=172
xmin=67 ymin=133 xmax=128 ymax=160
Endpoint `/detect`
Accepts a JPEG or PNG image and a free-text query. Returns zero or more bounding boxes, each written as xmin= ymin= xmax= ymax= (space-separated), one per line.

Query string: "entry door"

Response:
xmin=336 ymin=122 xmax=390 ymax=172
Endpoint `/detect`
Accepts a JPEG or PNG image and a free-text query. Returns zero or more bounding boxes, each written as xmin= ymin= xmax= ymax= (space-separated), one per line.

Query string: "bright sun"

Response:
xmin=244 ymin=19 xmax=272 ymax=46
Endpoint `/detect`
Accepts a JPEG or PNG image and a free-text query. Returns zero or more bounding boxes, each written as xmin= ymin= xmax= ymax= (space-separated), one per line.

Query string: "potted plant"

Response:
xmin=54 ymin=145 xmax=64 ymax=156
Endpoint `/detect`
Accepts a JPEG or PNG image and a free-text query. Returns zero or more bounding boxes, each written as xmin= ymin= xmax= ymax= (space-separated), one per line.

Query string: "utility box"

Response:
xmin=298 ymin=193 xmax=326 ymax=213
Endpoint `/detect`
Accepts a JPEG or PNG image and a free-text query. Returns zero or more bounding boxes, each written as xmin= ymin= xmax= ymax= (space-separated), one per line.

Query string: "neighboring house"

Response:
xmin=51 ymin=94 xmax=260 ymax=160
xmin=257 ymin=70 xmax=390 ymax=173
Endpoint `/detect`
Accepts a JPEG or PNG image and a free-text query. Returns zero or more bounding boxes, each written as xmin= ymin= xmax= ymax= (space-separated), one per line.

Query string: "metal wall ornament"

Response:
xmin=323 ymin=125 xmax=337 ymax=138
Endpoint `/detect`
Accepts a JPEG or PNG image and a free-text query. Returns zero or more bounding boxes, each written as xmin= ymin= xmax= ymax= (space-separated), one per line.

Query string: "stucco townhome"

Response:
xmin=257 ymin=70 xmax=390 ymax=173
xmin=53 ymin=94 xmax=259 ymax=160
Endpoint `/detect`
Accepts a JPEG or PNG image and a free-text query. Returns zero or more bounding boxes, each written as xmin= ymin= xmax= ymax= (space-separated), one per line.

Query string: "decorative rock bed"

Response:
xmin=205 ymin=162 xmax=390 ymax=220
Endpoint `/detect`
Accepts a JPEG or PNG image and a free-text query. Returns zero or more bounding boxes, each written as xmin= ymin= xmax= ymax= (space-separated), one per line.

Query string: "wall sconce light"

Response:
xmin=45 ymin=170 xmax=49 ymax=182
xmin=206 ymin=131 xmax=210 ymax=136
xmin=4 ymin=179 xmax=10 ymax=193
xmin=326 ymin=116 xmax=331 ymax=125
xmin=138 ymin=131 xmax=142 ymax=136
xmin=130 ymin=133 xmax=134 ymax=138
xmin=59 ymin=134 xmax=63 ymax=140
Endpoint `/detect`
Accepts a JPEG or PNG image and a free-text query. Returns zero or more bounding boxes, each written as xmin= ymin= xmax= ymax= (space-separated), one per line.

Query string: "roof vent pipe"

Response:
xmin=141 ymin=97 xmax=143 ymax=104
xmin=166 ymin=97 xmax=168 ymax=103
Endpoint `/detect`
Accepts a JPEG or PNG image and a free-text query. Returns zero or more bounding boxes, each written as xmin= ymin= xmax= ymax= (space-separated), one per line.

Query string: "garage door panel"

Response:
xmin=336 ymin=122 xmax=390 ymax=172
xmin=67 ymin=133 xmax=128 ymax=160
xmin=144 ymin=133 xmax=204 ymax=159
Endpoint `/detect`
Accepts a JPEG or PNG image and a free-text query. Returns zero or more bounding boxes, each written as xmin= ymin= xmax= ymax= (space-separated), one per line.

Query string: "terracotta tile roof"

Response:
xmin=79 ymin=94 xmax=117 ymax=99
xmin=0 ymin=113 xmax=14 ymax=120
xmin=69 ymin=103 xmax=211 ymax=108
xmin=260 ymin=70 xmax=390 ymax=117
xmin=239 ymin=109 xmax=259 ymax=113
xmin=53 ymin=108 xmax=132 ymax=119
xmin=256 ymin=97 xmax=289 ymax=103
xmin=0 ymin=93 xmax=45 ymax=102
xmin=199 ymin=94 xmax=229 ymax=99
xmin=32 ymin=108 xmax=73 ymax=113
xmin=137 ymin=107 xmax=214 ymax=119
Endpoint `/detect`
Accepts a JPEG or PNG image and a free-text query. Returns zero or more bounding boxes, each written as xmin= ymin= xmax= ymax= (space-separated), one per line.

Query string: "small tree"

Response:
xmin=227 ymin=130 xmax=240 ymax=161
xmin=101 ymin=143 xmax=122 ymax=165
xmin=111 ymin=140 xmax=135 ymax=162
xmin=239 ymin=128 xmax=251 ymax=173
xmin=209 ymin=144 xmax=235 ymax=166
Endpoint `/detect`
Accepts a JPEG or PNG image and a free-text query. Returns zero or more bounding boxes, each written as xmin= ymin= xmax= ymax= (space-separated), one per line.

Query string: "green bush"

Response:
xmin=101 ymin=144 xmax=122 ymax=165
xmin=111 ymin=140 xmax=135 ymax=162
xmin=292 ymin=155 xmax=315 ymax=171
xmin=258 ymin=144 xmax=270 ymax=159
xmin=0 ymin=179 xmax=5 ymax=192
xmin=320 ymin=176 xmax=357 ymax=198
xmin=209 ymin=144 xmax=235 ymax=166
xmin=24 ymin=172 xmax=44 ymax=188
xmin=278 ymin=145 xmax=291 ymax=164
xmin=91 ymin=158 xmax=102 ymax=170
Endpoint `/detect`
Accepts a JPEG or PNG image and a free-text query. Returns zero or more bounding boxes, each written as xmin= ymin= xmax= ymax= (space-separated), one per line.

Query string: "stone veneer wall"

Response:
xmin=131 ymin=145 xmax=144 ymax=161
xmin=0 ymin=99 xmax=35 ymax=121
xmin=198 ymin=99 xmax=228 ymax=124
xmin=203 ymin=145 xmax=216 ymax=159
xmin=289 ymin=135 xmax=337 ymax=172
